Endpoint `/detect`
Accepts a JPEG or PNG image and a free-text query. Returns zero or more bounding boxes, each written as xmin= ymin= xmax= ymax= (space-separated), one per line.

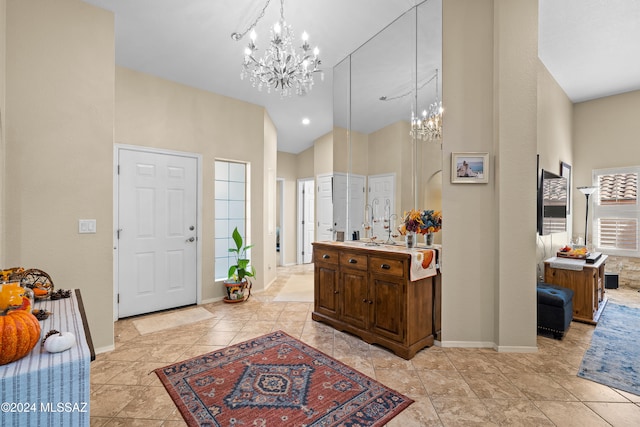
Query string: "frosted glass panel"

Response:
xmin=215 ymin=200 xmax=229 ymax=219
xmin=229 ymin=163 xmax=245 ymax=182
xmin=229 ymin=201 xmax=245 ymax=219
xmin=215 ymin=161 xmax=228 ymax=180
xmin=215 ymin=237 xmax=232 ymax=255
xmin=229 ymin=182 xmax=245 ymax=200
xmin=215 ymin=219 xmax=229 ymax=237
xmin=215 ymin=180 xmax=229 ymax=200
xmin=215 ymin=257 xmax=229 ymax=280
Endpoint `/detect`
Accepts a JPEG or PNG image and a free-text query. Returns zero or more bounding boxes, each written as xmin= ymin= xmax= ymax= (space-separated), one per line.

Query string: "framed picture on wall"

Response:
xmin=561 ymin=161 xmax=571 ymax=214
xmin=451 ymin=152 xmax=489 ymax=183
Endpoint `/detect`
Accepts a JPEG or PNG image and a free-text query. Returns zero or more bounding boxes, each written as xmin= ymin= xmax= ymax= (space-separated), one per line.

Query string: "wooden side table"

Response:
xmin=544 ymin=256 xmax=608 ymax=324
xmin=0 ymin=289 xmax=93 ymax=426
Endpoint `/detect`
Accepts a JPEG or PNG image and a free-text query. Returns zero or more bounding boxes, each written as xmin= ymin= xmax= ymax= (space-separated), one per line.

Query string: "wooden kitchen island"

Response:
xmin=312 ymin=241 xmax=441 ymax=360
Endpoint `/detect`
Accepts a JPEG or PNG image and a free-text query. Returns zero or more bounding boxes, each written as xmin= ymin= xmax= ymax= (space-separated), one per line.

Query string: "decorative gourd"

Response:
xmin=0 ymin=282 xmax=33 ymax=313
xmin=32 ymin=287 xmax=49 ymax=298
xmin=0 ymin=310 xmax=41 ymax=365
xmin=0 ymin=282 xmax=24 ymax=310
xmin=42 ymin=330 xmax=75 ymax=353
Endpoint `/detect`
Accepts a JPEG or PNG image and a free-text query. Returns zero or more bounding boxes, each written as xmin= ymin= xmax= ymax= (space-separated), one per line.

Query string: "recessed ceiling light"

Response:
xmin=302 ymin=118 xmax=310 ymax=125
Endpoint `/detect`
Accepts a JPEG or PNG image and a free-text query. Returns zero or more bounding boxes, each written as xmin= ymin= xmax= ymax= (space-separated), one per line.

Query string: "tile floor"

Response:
xmin=90 ymin=265 xmax=640 ymax=426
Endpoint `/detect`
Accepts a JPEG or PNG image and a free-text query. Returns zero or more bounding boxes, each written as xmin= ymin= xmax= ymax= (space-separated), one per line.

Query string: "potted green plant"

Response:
xmin=223 ymin=227 xmax=255 ymax=303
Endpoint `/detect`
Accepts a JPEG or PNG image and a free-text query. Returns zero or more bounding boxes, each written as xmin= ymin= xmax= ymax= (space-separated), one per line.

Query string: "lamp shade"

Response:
xmin=577 ymin=186 xmax=597 ymax=196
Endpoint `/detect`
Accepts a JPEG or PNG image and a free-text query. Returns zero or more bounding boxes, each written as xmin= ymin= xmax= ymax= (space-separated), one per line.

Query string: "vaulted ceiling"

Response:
xmin=82 ymin=0 xmax=640 ymax=154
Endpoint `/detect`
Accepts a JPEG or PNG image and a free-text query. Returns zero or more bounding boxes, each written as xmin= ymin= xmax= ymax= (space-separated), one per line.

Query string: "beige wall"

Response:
xmin=493 ymin=0 xmax=538 ymax=348
xmin=332 ymin=127 xmax=347 ymax=173
xmin=115 ymin=66 xmax=275 ymax=302
xmin=263 ymin=111 xmax=278 ymax=287
xmin=536 ymin=61 xmax=573 ymax=276
xmin=0 ymin=0 xmax=6 ymax=264
xmin=574 ymin=89 xmax=640 ymax=289
xmin=297 ymin=146 xmax=315 ymax=179
xmin=442 ymin=0 xmax=497 ymax=347
xmin=442 ymin=0 xmax=538 ymax=350
xmin=276 ymin=152 xmax=299 ymax=266
xmin=573 ymin=89 xmax=640 ymax=245
xmin=314 ymin=131 xmax=333 ymax=176
xmin=5 ymin=0 xmax=115 ymax=350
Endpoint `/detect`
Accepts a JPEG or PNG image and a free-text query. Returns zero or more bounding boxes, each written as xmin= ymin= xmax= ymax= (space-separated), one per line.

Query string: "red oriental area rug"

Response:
xmin=155 ymin=330 xmax=413 ymax=426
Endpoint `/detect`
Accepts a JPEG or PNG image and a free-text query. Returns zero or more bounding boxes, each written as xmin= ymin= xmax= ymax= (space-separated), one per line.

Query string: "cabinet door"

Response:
xmin=545 ymin=265 xmax=595 ymax=321
xmin=369 ymin=275 xmax=404 ymax=343
xmin=340 ymin=269 xmax=369 ymax=330
xmin=315 ymin=263 xmax=340 ymax=318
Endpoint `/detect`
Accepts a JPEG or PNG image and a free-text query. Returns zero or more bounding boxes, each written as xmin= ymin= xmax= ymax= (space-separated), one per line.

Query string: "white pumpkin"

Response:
xmin=43 ymin=330 xmax=75 ymax=353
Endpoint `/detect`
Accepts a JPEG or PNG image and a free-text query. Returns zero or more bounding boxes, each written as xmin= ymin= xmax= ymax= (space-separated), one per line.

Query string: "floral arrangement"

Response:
xmin=398 ymin=209 xmax=442 ymax=235
xmin=421 ymin=209 xmax=442 ymax=234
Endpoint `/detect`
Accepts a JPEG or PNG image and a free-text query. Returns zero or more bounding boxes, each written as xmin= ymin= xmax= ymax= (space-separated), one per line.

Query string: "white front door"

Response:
xmin=117 ymin=148 xmax=198 ymax=318
xmin=316 ymin=174 xmax=334 ymax=242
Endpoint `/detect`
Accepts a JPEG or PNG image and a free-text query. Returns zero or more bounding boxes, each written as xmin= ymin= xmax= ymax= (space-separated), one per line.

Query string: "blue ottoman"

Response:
xmin=537 ymin=282 xmax=574 ymax=339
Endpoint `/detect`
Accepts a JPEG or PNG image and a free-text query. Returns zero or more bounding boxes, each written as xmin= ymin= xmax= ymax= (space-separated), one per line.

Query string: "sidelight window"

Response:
xmin=214 ymin=160 xmax=249 ymax=280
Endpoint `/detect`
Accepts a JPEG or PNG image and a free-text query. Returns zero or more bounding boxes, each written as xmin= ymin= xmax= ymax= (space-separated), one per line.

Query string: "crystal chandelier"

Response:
xmin=231 ymin=0 xmax=322 ymax=97
xmin=410 ymin=69 xmax=443 ymax=141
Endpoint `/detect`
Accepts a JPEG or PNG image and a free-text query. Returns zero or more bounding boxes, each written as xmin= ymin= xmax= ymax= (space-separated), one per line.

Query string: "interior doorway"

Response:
xmin=297 ymin=178 xmax=315 ymax=264
xmin=316 ymin=174 xmax=334 ymax=242
xmin=276 ymin=178 xmax=284 ymax=266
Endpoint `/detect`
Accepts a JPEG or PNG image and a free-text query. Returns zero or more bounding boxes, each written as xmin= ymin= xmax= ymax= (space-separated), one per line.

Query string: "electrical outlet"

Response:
xmin=79 ymin=219 xmax=97 ymax=234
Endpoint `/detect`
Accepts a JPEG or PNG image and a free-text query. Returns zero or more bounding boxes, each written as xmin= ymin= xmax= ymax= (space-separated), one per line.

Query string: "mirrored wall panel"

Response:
xmin=330 ymin=0 xmax=442 ymax=243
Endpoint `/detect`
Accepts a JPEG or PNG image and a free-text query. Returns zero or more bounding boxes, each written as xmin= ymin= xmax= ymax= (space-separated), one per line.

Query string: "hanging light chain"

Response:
xmin=231 ymin=0 xmax=272 ymax=41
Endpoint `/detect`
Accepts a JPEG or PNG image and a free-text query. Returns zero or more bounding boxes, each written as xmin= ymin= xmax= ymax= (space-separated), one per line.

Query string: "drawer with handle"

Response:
xmin=314 ymin=248 xmax=339 ymax=265
xmin=370 ymin=256 xmax=405 ymax=277
xmin=339 ymin=252 xmax=368 ymax=270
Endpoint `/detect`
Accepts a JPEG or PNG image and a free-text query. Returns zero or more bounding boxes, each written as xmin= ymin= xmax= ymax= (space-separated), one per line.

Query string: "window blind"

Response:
xmin=598 ymin=173 xmax=637 ymax=205
xmin=597 ymin=218 xmax=638 ymax=251
xmin=593 ymin=168 xmax=639 ymax=256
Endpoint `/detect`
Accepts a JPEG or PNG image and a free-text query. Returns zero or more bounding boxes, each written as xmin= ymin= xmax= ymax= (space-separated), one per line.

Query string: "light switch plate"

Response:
xmin=79 ymin=219 xmax=97 ymax=234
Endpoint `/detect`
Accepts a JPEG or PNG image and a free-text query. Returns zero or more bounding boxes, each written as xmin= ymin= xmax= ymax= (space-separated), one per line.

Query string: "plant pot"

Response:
xmin=223 ymin=279 xmax=251 ymax=303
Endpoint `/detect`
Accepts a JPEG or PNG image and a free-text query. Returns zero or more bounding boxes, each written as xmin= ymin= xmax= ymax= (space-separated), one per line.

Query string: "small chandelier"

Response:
xmin=231 ymin=0 xmax=322 ymax=97
xmin=410 ymin=69 xmax=443 ymax=141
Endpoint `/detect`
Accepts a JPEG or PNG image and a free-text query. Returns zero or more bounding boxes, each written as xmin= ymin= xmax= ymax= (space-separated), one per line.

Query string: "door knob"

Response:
xmin=186 ymin=237 xmax=195 ymax=243
xmin=189 ymin=225 xmax=195 ymax=231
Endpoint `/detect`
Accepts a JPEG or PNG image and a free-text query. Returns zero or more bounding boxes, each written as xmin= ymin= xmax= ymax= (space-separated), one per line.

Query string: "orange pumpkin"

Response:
xmin=0 ymin=310 xmax=41 ymax=365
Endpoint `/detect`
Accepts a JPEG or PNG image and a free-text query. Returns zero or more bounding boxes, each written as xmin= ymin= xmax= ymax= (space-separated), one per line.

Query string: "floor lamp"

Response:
xmin=577 ymin=186 xmax=597 ymax=247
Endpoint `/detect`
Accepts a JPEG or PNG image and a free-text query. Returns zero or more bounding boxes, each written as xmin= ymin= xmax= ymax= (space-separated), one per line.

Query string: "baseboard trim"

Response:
xmin=200 ymin=296 xmax=223 ymax=305
xmin=440 ymin=340 xmax=538 ymax=353
xmin=440 ymin=340 xmax=495 ymax=349
xmin=95 ymin=344 xmax=115 ymax=355
xmin=495 ymin=345 xmax=538 ymax=353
